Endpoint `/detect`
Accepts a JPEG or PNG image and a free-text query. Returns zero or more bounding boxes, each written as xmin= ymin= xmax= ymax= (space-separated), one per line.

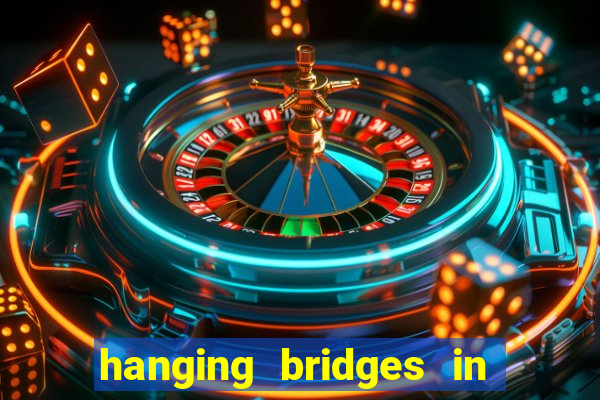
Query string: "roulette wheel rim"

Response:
xmin=100 ymin=60 xmax=517 ymax=271
xmin=7 ymin=52 xmax=597 ymax=366
xmin=4 ymin=51 xmax=598 ymax=400
xmin=8 ymin=88 xmax=598 ymax=376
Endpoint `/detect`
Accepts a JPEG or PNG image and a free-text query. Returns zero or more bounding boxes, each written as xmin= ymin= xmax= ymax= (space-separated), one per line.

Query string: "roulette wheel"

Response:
xmin=1 ymin=10 xmax=599 ymax=398
xmin=13 ymin=46 xmax=517 ymax=336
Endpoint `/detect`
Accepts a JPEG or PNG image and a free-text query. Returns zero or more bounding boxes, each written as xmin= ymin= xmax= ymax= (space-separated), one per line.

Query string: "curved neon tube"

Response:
xmin=504 ymin=107 xmax=598 ymax=353
xmin=107 ymin=133 xmax=504 ymax=269
xmin=219 ymin=305 xmax=428 ymax=331
xmin=172 ymin=262 xmax=435 ymax=294
xmin=9 ymin=134 xmax=97 ymax=348
xmin=8 ymin=107 xmax=598 ymax=366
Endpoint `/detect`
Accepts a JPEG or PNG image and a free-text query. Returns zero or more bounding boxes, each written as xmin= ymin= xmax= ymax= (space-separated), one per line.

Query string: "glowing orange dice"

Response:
xmin=374 ymin=59 xmax=412 ymax=78
xmin=502 ymin=21 xmax=554 ymax=82
xmin=377 ymin=0 xmax=419 ymax=18
xmin=0 ymin=285 xmax=45 ymax=399
xmin=431 ymin=239 xmax=531 ymax=339
xmin=266 ymin=0 xmax=308 ymax=39
xmin=14 ymin=24 xmax=118 ymax=144
xmin=160 ymin=12 xmax=216 ymax=67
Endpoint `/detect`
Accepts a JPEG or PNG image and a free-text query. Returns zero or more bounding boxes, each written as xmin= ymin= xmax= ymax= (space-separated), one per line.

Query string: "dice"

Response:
xmin=374 ymin=59 xmax=412 ymax=77
xmin=377 ymin=0 xmax=419 ymax=18
xmin=266 ymin=0 xmax=308 ymax=39
xmin=13 ymin=24 xmax=118 ymax=144
xmin=502 ymin=21 xmax=554 ymax=82
xmin=160 ymin=12 xmax=216 ymax=67
xmin=430 ymin=239 xmax=531 ymax=339
xmin=0 ymin=285 xmax=45 ymax=399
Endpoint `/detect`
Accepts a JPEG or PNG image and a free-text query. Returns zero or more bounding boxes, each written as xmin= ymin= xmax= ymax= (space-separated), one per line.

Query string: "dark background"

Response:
xmin=1 ymin=0 xmax=598 ymax=44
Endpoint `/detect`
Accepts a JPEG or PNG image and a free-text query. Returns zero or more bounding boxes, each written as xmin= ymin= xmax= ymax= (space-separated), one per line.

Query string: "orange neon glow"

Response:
xmin=490 ymin=287 xmax=505 ymax=305
xmin=40 ymin=120 xmax=52 ymax=132
xmin=500 ymin=262 xmax=516 ymax=276
xmin=14 ymin=58 xmax=63 ymax=88
xmin=280 ymin=5 xmax=291 ymax=17
xmin=49 ymin=49 xmax=63 ymax=61
xmin=454 ymin=276 xmax=471 ymax=291
xmin=220 ymin=388 xmax=392 ymax=399
xmin=64 ymin=24 xmax=111 ymax=123
xmin=27 ymin=258 xmax=151 ymax=332
xmin=9 ymin=125 xmax=427 ymax=345
xmin=432 ymin=304 xmax=451 ymax=323
xmin=535 ymin=66 xmax=544 ymax=76
xmin=91 ymin=88 xmax=100 ymax=102
xmin=484 ymin=255 xmax=500 ymax=266
xmin=400 ymin=66 xmax=411 ymax=77
xmin=85 ymin=42 xmax=95 ymax=56
xmin=486 ymin=318 xmax=501 ymax=336
xmin=480 ymin=304 xmax=494 ymax=323
xmin=480 ymin=270 xmax=496 ymax=283
xmin=449 ymin=252 xmax=467 ymax=265
xmin=507 ymin=296 xmax=523 ymax=315
xmin=440 ymin=266 xmax=456 ymax=285
xmin=453 ymin=313 xmax=469 ymax=333
xmin=76 ymin=58 xmax=86 ymax=72
xmin=65 ymin=59 xmax=96 ymax=120
xmin=292 ymin=23 xmax=303 ymax=35
xmin=433 ymin=322 xmax=450 ymax=338
xmin=10 ymin=136 xmax=95 ymax=348
xmin=200 ymin=46 xmax=210 ymax=58
xmin=518 ymin=65 xmax=529 ymax=77
xmin=504 ymin=108 xmax=568 ymax=164
xmin=504 ymin=107 xmax=597 ymax=353
xmin=220 ymin=305 xmax=428 ymax=331
xmin=515 ymin=37 xmax=525 ymax=49
xmin=466 ymin=260 xmax=480 ymax=273
xmin=438 ymin=286 xmax=454 ymax=305
xmin=99 ymin=72 xmax=108 ymax=85
xmin=271 ymin=24 xmax=282 ymax=37
xmin=6 ymin=102 xmax=598 ymax=394
xmin=524 ymin=45 xmax=534 ymax=56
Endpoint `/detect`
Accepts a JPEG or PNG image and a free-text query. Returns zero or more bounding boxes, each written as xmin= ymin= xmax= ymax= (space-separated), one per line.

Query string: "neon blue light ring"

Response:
xmin=107 ymin=132 xmax=505 ymax=270
xmin=172 ymin=262 xmax=435 ymax=294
